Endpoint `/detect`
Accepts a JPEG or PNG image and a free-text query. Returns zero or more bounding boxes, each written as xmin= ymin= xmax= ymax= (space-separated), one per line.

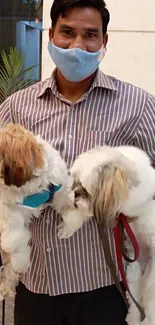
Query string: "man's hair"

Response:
xmin=50 ymin=0 xmax=110 ymax=36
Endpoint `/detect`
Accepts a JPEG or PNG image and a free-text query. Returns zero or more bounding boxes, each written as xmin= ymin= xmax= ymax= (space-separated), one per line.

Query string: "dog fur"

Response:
xmin=1 ymin=124 xmax=155 ymax=324
xmin=59 ymin=145 xmax=155 ymax=325
xmin=0 ymin=123 xmax=69 ymax=300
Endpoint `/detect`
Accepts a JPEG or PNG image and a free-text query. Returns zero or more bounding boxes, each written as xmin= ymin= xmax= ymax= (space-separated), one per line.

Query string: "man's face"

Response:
xmin=49 ymin=6 xmax=108 ymax=52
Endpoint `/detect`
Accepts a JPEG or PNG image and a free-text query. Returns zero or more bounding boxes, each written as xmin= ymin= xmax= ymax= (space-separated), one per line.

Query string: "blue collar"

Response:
xmin=19 ymin=184 xmax=61 ymax=208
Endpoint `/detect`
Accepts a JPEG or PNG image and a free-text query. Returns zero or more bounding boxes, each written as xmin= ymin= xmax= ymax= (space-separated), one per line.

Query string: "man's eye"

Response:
xmin=61 ymin=30 xmax=73 ymax=36
xmin=86 ymin=33 xmax=97 ymax=38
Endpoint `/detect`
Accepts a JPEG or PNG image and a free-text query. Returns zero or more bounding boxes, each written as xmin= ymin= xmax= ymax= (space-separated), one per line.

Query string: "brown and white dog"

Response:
xmin=0 ymin=123 xmax=69 ymax=300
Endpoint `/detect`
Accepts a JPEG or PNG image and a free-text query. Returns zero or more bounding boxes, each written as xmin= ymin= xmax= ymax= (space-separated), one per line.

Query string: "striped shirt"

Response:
xmin=0 ymin=69 xmax=155 ymax=296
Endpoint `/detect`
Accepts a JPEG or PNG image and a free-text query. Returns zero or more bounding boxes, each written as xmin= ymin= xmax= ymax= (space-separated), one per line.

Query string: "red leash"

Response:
xmin=114 ymin=214 xmax=145 ymax=321
xmin=96 ymin=212 xmax=145 ymax=321
xmin=114 ymin=213 xmax=139 ymax=294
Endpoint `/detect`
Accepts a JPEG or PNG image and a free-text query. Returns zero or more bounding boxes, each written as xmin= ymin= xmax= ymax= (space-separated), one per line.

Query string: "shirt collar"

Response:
xmin=90 ymin=69 xmax=117 ymax=92
xmin=37 ymin=70 xmax=58 ymax=98
xmin=37 ymin=68 xmax=117 ymax=98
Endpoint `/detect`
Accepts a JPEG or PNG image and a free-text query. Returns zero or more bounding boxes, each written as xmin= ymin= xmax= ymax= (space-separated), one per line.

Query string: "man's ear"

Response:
xmin=49 ymin=27 xmax=53 ymax=41
xmin=103 ymin=33 xmax=108 ymax=49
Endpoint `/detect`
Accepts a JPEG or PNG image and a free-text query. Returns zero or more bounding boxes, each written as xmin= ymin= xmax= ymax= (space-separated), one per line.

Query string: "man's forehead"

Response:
xmin=56 ymin=7 xmax=102 ymax=28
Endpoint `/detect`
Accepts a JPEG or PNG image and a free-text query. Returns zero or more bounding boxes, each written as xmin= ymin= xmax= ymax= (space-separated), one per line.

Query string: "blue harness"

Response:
xmin=20 ymin=184 xmax=61 ymax=208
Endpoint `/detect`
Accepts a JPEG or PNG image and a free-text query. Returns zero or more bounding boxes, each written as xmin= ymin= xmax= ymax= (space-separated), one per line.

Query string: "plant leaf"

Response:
xmin=0 ymin=47 xmax=36 ymax=104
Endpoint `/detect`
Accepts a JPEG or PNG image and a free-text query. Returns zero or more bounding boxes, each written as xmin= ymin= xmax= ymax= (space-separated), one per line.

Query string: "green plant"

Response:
xmin=0 ymin=47 xmax=36 ymax=104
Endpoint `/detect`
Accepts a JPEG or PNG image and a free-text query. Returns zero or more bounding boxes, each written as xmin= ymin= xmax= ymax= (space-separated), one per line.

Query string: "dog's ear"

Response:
xmin=92 ymin=162 xmax=137 ymax=225
xmin=2 ymin=162 xmax=32 ymax=187
xmin=0 ymin=124 xmax=44 ymax=187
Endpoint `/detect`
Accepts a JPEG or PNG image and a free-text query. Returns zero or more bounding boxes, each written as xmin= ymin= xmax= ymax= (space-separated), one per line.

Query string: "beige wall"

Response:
xmin=42 ymin=0 xmax=155 ymax=95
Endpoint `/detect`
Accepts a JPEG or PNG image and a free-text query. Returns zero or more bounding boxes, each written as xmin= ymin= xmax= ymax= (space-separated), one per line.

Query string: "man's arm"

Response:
xmin=135 ymin=93 xmax=155 ymax=166
xmin=0 ymin=96 xmax=13 ymax=124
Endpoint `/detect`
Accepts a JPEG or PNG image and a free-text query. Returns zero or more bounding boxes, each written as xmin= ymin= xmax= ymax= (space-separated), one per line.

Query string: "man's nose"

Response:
xmin=69 ymin=36 xmax=86 ymax=51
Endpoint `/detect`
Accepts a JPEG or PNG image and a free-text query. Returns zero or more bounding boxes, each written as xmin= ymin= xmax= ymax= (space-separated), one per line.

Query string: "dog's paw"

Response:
xmin=125 ymin=314 xmax=141 ymax=325
xmin=57 ymin=222 xmax=75 ymax=239
xmin=0 ymin=282 xmax=16 ymax=300
xmin=141 ymin=319 xmax=149 ymax=325
xmin=11 ymin=253 xmax=30 ymax=273
xmin=33 ymin=209 xmax=42 ymax=219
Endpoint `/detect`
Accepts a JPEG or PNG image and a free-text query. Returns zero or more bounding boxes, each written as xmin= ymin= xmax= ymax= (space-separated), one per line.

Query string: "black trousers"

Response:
xmin=14 ymin=282 xmax=127 ymax=325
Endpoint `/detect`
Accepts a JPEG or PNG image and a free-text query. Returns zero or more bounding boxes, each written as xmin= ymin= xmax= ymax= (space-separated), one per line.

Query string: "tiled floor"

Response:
xmin=0 ymin=299 xmax=14 ymax=325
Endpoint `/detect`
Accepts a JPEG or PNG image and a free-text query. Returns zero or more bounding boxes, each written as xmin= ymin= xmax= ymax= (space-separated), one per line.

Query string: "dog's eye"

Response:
xmin=74 ymin=190 xmax=81 ymax=199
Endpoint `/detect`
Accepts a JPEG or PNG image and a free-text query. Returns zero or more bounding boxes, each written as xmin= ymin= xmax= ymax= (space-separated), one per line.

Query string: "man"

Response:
xmin=0 ymin=0 xmax=155 ymax=324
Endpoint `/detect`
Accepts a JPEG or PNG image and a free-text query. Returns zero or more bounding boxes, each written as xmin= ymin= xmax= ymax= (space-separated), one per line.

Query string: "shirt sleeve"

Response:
xmin=135 ymin=93 xmax=155 ymax=166
xmin=0 ymin=96 xmax=13 ymax=125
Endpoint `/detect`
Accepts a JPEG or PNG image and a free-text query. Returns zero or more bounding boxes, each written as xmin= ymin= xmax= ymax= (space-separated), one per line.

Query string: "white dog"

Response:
xmin=58 ymin=145 xmax=155 ymax=325
xmin=0 ymin=123 xmax=69 ymax=300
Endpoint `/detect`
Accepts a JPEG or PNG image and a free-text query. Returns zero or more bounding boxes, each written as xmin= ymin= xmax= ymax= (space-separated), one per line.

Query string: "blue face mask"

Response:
xmin=48 ymin=42 xmax=106 ymax=82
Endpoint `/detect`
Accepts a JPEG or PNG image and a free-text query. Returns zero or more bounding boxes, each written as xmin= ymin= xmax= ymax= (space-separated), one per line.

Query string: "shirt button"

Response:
xmin=47 ymin=248 xmax=51 ymax=252
xmin=68 ymin=135 xmax=72 ymax=139
xmin=46 ymin=219 xmax=50 ymax=224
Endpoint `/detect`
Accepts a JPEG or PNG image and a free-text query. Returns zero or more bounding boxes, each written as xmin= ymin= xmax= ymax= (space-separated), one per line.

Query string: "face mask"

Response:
xmin=48 ymin=42 xmax=106 ymax=82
